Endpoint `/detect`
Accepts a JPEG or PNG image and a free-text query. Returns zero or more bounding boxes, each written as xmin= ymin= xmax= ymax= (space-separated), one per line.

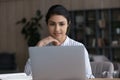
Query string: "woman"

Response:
xmin=24 ymin=4 xmax=94 ymax=78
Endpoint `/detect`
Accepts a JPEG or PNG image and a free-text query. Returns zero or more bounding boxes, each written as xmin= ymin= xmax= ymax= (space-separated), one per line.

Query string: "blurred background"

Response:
xmin=0 ymin=0 xmax=120 ymax=78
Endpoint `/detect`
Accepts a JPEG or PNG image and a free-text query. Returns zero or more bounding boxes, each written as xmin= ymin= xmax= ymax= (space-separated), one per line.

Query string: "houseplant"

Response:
xmin=16 ymin=10 xmax=43 ymax=46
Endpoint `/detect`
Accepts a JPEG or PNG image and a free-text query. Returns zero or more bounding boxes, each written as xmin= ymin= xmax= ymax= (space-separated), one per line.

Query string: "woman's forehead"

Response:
xmin=48 ymin=15 xmax=67 ymax=22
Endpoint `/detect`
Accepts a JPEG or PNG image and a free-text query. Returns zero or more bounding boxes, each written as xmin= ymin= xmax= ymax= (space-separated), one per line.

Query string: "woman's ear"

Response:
xmin=66 ymin=21 xmax=71 ymax=35
xmin=67 ymin=21 xmax=71 ymax=27
xmin=68 ymin=21 xmax=71 ymax=25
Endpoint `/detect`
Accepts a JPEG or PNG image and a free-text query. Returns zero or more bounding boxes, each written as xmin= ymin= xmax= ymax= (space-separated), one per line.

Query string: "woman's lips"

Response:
xmin=54 ymin=33 xmax=61 ymax=36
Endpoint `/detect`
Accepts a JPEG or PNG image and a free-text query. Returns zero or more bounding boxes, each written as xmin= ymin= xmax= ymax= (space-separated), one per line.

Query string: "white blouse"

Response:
xmin=24 ymin=36 xmax=94 ymax=78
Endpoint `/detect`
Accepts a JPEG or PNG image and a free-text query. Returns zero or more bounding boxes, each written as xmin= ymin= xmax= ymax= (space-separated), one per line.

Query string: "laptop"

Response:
xmin=29 ymin=46 xmax=88 ymax=80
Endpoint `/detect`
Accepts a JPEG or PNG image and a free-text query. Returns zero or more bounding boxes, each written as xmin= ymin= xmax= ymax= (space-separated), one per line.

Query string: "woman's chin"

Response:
xmin=52 ymin=35 xmax=66 ymax=42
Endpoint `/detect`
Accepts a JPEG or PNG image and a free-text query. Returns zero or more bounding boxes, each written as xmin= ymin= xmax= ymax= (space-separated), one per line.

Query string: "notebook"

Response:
xmin=29 ymin=46 xmax=88 ymax=80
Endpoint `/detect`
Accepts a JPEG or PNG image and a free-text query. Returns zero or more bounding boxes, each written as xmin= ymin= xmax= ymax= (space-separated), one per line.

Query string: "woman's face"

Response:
xmin=47 ymin=14 xmax=68 ymax=43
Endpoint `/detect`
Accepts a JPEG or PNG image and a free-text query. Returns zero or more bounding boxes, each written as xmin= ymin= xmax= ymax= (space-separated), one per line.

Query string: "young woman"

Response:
xmin=24 ymin=4 xmax=94 ymax=78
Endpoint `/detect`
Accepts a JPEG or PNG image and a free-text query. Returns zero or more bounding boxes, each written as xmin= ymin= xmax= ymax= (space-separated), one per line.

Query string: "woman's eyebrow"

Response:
xmin=48 ymin=20 xmax=55 ymax=23
xmin=49 ymin=20 xmax=66 ymax=23
xmin=49 ymin=18 xmax=66 ymax=22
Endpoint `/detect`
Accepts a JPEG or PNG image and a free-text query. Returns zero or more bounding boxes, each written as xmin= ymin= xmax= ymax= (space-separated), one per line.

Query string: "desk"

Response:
xmin=0 ymin=73 xmax=119 ymax=80
xmin=91 ymin=78 xmax=120 ymax=80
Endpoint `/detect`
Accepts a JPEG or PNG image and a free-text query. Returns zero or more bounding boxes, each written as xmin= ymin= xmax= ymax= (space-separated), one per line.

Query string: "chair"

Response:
xmin=89 ymin=55 xmax=110 ymax=62
xmin=90 ymin=62 xmax=114 ymax=78
xmin=113 ymin=62 xmax=120 ymax=78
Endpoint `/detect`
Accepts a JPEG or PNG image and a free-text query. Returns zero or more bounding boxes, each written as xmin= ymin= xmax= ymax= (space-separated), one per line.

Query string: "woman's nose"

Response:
xmin=55 ymin=25 xmax=60 ymax=31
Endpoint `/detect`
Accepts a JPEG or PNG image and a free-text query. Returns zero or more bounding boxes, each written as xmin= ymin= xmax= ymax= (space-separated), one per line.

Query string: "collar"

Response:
xmin=48 ymin=36 xmax=69 ymax=46
xmin=60 ymin=36 xmax=69 ymax=46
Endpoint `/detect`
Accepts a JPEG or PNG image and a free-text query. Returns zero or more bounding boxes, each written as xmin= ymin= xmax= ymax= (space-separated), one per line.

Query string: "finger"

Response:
xmin=37 ymin=36 xmax=59 ymax=46
xmin=52 ymin=39 xmax=60 ymax=46
xmin=37 ymin=36 xmax=61 ymax=46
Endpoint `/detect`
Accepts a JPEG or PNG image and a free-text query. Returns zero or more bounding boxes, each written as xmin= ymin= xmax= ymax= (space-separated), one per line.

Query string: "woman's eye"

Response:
xmin=59 ymin=23 xmax=65 ymax=26
xmin=49 ymin=23 xmax=55 ymax=26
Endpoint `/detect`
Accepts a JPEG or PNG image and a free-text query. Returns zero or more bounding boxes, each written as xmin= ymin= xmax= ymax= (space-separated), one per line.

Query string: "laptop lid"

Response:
xmin=29 ymin=46 xmax=87 ymax=80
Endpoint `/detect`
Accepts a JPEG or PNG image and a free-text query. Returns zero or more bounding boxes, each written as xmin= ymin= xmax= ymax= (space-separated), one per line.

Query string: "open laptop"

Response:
xmin=28 ymin=46 xmax=88 ymax=80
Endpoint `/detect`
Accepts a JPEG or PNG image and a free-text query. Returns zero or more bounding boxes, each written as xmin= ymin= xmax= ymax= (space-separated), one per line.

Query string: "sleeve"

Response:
xmin=83 ymin=46 xmax=95 ymax=78
xmin=24 ymin=58 xmax=32 ymax=76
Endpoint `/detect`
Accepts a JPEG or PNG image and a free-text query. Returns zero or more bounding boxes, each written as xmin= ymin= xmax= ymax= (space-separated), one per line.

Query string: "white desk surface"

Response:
xmin=0 ymin=73 xmax=32 ymax=80
xmin=0 ymin=73 xmax=119 ymax=80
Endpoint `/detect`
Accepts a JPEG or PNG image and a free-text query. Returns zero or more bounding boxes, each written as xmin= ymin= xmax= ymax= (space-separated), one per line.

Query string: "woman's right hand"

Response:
xmin=37 ymin=36 xmax=60 ymax=47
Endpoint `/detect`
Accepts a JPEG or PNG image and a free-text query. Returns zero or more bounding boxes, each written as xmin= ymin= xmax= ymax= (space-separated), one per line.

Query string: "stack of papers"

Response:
xmin=0 ymin=73 xmax=32 ymax=80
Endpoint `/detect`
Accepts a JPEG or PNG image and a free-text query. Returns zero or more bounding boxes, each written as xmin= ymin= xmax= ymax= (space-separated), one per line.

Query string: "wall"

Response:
xmin=0 ymin=0 xmax=120 ymax=72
